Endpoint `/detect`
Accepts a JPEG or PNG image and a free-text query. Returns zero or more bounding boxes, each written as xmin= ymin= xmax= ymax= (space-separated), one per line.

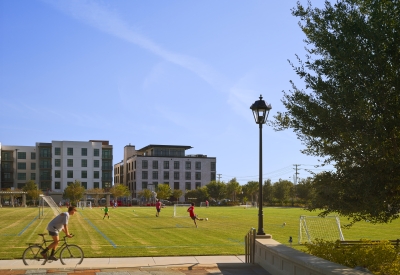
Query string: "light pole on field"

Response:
xmin=250 ymin=95 xmax=272 ymax=236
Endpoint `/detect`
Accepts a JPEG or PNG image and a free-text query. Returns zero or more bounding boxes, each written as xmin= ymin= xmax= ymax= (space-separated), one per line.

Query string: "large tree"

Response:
xmin=109 ymin=184 xmax=130 ymax=204
xmin=63 ymin=180 xmax=85 ymax=206
xmin=206 ymin=181 xmax=227 ymax=201
xmin=22 ymin=180 xmax=42 ymax=206
xmin=156 ymin=184 xmax=172 ymax=200
xmin=226 ymin=178 xmax=241 ymax=202
xmin=273 ymin=0 xmax=400 ymax=224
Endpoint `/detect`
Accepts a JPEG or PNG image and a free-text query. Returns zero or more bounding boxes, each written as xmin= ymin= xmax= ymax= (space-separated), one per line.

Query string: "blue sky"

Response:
xmin=0 ymin=0 xmax=332 ymax=185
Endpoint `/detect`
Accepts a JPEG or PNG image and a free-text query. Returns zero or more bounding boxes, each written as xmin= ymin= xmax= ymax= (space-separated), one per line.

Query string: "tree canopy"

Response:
xmin=156 ymin=184 xmax=172 ymax=200
xmin=63 ymin=180 xmax=85 ymax=206
xmin=273 ymin=0 xmax=400 ymax=224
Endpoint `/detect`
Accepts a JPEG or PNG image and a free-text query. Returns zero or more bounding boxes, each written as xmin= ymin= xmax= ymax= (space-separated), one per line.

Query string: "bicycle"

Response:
xmin=22 ymin=233 xmax=84 ymax=266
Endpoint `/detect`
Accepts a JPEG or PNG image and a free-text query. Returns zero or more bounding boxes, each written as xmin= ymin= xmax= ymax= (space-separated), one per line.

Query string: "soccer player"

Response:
xmin=103 ymin=206 xmax=110 ymax=219
xmin=41 ymin=206 xmax=77 ymax=261
xmin=155 ymin=199 xmax=162 ymax=217
xmin=187 ymin=202 xmax=203 ymax=227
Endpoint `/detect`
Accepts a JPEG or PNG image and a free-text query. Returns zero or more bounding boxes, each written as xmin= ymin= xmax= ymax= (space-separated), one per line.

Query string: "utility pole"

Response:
xmin=293 ymin=164 xmax=301 ymax=185
xmin=217 ymin=174 xmax=222 ymax=182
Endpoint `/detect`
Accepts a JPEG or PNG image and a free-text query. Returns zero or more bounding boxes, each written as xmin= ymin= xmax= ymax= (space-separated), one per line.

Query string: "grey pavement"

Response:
xmin=0 ymin=256 xmax=271 ymax=275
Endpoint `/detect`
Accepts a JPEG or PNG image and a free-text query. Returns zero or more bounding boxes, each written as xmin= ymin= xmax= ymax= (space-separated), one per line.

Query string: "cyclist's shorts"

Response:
xmin=48 ymin=230 xmax=59 ymax=236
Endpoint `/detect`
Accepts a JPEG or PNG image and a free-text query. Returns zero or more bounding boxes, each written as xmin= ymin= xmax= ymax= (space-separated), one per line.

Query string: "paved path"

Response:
xmin=0 ymin=256 xmax=271 ymax=275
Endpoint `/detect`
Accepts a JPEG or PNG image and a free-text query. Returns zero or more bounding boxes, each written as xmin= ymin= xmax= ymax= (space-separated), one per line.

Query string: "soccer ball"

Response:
xmin=205 ymin=218 xmax=208 ymax=221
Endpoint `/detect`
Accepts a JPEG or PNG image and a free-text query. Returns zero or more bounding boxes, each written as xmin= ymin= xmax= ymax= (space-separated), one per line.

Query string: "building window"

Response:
xmin=94 ymin=171 xmax=99 ymax=179
xmin=195 ymin=162 xmax=201 ymax=170
xmin=39 ymin=160 xmax=51 ymax=169
xmin=195 ymin=182 xmax=201 ymax=189
xmin=152 ymin=160 xmax=158 ymax=169
xmin=31 ymin=163 xmax=36 ymax=170
xmin=185 ymin=161 xmax=191 ymax=170
xmin=163 ymin=161 xmax=169 ymax=169
xmin=67 ymin=159 xmax=73 ymax=167
xmin=31 ymin=152 xmax=36 ymax=160
xmin=18 ymin=152 xmax=26 ymax=159
xmin=142 ymin=160 xmax=148 ymax=169
xmin=55 ymin=159 xmax=61 ymax=167
xmin=152 ymin=171 xmax=158 ymax=180
xmin=174 ymin=182 xmax=179 ymax=190
xmin=39 ymin=148 xmax=51 ymax=158
xmin=142 ymin=171 xmax=148 ymax=180
xmin=163 ymin=171 xmax=169 ymax=180
xmin=18 ymin=162 xmax=26 ymax=170
xmin=185 ymin=182 xmax=191 ymax=190
xmin=94 ymin=182 xmax=99 ymax=188
xmin=102 ymin=149 xmax=111 ymax=158
xmin=142 ymin=182 xmax=148 ymax=189
xmin=82 ymin=159 xmax=87 ymax=167
xmin=81 ymin=182 xmax=87 ymax=189
xmin=211 ymin=162 xmax=216 ymax=171
xmin=55 ymin=170 xmax=61 ymax=178
xmin=81 ymin=148 xmax=87 ymax=156
xmin=31 ymin=173 xmax=36 ymax=180
xmin=81 ymin=171 xmax=87 ymax=178
xmin=17 ymin=173 xmax=26 ymax=180
xmin=174 ymin=161 xmax=180 ymax=169
xmin=195 ymin=172 xmax=201 ymax=180
xmin=174 ymin=172 xmax=180 ymax=180
xmin=67 ymin=170 xmax=73 ymax=178
xmin=67 ymin=148 xmax=73 ymax=156
xmin=94 ymin=149 xmax=100 ymax=156
xmin=55 ymin=148 xmax=61 ymax=155
xmin=94 ymin=159 xmax=99 ymax=168
xmin=185 ymin=172 xmax=191 ymax=180
xmin=211 ymin=172 xmax=216 ymax=181
xmin=55 ymin=182 xmax=61 ymax=189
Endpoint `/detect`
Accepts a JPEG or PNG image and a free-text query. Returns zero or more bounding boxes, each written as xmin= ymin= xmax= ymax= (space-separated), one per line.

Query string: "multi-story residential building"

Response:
xmin=0 ymin=140 xmax=113 ymax=192
xmin=114 ymin=144 xmax=217 ymax=201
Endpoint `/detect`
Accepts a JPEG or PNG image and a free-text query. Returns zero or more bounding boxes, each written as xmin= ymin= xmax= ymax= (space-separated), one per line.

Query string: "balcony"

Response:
xmin=39 ymin=165 xmax=52 ymax=169
xmin=102 ymin=176 xmax=113 ymax=181
xmin=39 ymin=176 xmax=52 ymax=181
xmin=102 ymin=155 xmax=113 ymax=159
xmin=1 ymin=168 xmax=14 ymax=172
xmin=39 ymin=153 xmax=52 ymax=158
xmin=102 ymin=165 xmax=113 ymax=170
xmin=1 ymin=157 xmax=14 ymax=162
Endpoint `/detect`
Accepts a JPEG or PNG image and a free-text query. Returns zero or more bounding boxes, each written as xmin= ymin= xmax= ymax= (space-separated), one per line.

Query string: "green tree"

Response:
xmin=296 ymin=177 xmax=316 ymax=205
xmin=263 ymin=179 xmax=274 ymax=205
xmin=63 ymin=180 xmax=85 ymax=206
xmin=226 ymin=178 xmax=241 ymax=202
xmin=272 ymin=0 xmax=400 ymax=224
xmin=109 ymin=184 xmax=130 ymax=204
xmin=206 ymin=181 xmax=227 ymax=201
xmin=138 ymin=189 xmax=153 ymax=203
xmin=245 ymin=181 xmax=259 ymax=204
xmin=273 ymin=179 xmax=293 ymax=205
xmin=22 ymin=180 xmax=42 ymax=206
xmin=156 ymin=184 xmax=172 ymax=200
xmin=171 ymin=189 xmax=183 ymax=203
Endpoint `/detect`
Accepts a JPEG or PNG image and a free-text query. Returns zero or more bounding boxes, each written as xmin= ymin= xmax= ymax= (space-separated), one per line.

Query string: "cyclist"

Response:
xmin=41 ymin=206 xmax=77 ymax=261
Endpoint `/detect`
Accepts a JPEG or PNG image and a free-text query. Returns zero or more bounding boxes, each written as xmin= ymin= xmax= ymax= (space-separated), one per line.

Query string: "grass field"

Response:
xmin=0 ymin=205 xmax=398 ymax=260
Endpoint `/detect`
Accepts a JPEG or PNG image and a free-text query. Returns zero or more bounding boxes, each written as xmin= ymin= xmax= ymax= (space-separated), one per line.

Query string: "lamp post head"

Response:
xmin=250 ymin=95 xmax=272 ymax=124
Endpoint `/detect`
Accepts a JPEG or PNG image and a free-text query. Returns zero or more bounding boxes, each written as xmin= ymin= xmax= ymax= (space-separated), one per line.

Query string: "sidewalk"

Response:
xmin=0 ymin=255 xmax=270 ymax=274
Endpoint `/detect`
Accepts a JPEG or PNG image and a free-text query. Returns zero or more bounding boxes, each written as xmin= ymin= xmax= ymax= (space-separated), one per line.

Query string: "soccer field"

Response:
xmin=0 ymin=206 xmax=398 ymax=260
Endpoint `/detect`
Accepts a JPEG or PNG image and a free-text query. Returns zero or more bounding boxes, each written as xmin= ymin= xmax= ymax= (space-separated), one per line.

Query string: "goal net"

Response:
xmin=245 ymin=201 xmax=257 ymax=208
xmin=40 ymin=195 xmax=62 ymax=217
xmin=173 ymin=204 xmax=191 ymax=217
xmin=200 ymin=202 xmax=209 ymax=207
xmin=299 ymin=215 xmax=345 ymax=244
xmin=77 ymin=201 xmax=92 ymax=209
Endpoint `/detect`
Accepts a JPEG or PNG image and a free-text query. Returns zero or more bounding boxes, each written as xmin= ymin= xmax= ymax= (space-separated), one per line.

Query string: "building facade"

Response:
xmin=114 ymin=144 xmax=216 ymax=201
xmin=0 ymin=140 xmax=113 ymax=192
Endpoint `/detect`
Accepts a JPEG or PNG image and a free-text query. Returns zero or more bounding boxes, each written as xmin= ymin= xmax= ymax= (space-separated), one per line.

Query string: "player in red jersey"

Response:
xmin=187 ymin=202 xmax=203 ymax=227
xmin=155 ymin=199 xmax=162 ymax=217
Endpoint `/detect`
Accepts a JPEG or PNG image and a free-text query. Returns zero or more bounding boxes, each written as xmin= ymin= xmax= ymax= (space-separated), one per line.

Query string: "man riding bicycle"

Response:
xmin=41 ymin=206 xmax=77 ymax=261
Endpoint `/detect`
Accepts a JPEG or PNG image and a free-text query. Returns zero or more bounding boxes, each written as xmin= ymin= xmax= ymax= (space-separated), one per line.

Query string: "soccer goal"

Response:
xmin=245 ymin=201 xmax=257 ymax=208
xmin=173 ymin=204 xmax=191 ymax=217
xmin=77 ymin=201 xmax=92 ymax=209
xmin=299 ymin=215 xmax=345 ymax=244
xmin=200 ymin=202 xmax=209 ymax=207
xmin=40 ymin=195 xmax=62 ymax=217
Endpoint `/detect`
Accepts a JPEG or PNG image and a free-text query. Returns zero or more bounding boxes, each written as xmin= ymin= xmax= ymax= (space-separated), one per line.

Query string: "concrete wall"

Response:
xmin=255 ymin=238 xmax=371 ymax=275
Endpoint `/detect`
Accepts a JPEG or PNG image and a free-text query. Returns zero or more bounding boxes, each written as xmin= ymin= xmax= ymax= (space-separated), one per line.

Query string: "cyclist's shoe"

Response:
xmin=40 ymin=251 xmax=47 ymax=259
xmin=48 ymin=255 xmax=58 ymax=261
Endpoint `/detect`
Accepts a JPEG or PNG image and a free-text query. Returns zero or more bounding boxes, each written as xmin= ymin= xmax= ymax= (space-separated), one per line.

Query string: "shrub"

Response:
xmin=303 ymin=239 xmax=400 ymax=275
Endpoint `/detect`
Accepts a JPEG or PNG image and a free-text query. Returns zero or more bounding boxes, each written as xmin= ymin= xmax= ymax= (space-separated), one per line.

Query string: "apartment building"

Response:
xmin=114 ymin=144 xmax=216 ymax=201
xmin=0 ymin=140 xmax=113 ymax=192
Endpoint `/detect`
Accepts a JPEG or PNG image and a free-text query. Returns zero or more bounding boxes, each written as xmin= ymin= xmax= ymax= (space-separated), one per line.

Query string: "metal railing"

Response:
xmin=245 ymin=227 xmax=256 ymax=263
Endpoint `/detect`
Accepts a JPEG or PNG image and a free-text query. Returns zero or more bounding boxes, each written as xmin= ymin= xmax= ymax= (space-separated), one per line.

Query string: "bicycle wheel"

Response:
xmin=22 ymin=245 xmax=46 ymax=266
xmin=60 ymin=244 xmax=84 ymax=265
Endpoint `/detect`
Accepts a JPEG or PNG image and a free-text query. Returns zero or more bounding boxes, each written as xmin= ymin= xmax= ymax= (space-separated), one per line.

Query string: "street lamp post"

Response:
xmin=250 ymin=95 xmax=272 ymax=236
